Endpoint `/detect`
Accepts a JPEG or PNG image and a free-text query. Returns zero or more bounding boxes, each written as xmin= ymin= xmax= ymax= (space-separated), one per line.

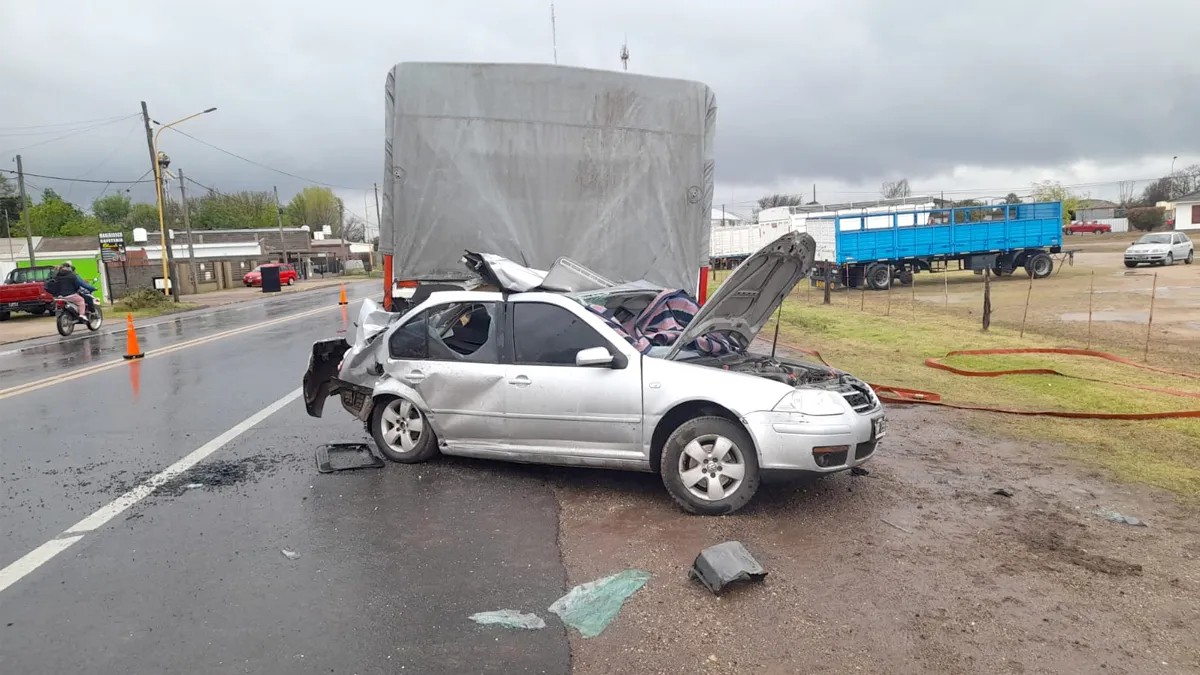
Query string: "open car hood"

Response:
xmin=665 ymin=231 xmax=816 ymax=360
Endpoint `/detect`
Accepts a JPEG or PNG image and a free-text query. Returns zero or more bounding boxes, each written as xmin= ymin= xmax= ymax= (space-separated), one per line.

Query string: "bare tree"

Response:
xmin=339 ymin=215 xmax=366 ymax=242
xmin=881 ymin=178 xmax=911 ymax=199
xmin=1117 ymin=181 xmax=1137 ymax=206
xmin=757 ymin=193 xmax=805 ymax=210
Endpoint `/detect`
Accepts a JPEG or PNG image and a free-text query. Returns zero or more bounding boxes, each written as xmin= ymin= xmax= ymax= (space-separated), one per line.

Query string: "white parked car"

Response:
xmin=304 ymin=232 xmax=886 ymax=515
xmin=1124 ymin=232 xmax=1194 ymax=267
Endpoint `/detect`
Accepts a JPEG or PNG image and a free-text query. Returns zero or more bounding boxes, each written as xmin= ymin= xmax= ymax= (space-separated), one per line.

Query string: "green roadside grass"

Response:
xmin=765 ymin=289 xmax=1200 ymax=497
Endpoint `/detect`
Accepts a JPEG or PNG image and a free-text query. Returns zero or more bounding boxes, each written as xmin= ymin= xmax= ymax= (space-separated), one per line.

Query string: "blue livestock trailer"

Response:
xmin=808 ymin=201 xmax=1064 ymax=290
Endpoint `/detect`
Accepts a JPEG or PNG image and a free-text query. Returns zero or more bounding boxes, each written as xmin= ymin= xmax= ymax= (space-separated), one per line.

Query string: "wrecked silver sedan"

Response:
xmin=303 ymin=232 xmax=885 ymax=515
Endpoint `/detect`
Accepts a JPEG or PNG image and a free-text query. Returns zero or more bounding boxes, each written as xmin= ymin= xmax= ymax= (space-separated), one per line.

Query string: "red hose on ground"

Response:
xmin=790 ymin=346 xmax=1200 ymax=420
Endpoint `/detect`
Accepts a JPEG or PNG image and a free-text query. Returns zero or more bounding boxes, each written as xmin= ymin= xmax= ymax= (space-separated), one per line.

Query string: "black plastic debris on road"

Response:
xmin=315 ymin=443 xmax=386 ymax=473
xmin=689 ymin=541 xmax=767 ymax=594
xmin=993 ymin=488 xmax=1015 ymax=498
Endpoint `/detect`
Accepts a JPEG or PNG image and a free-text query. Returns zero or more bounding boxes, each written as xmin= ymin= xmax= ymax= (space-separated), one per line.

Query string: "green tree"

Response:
xmin=0 ymin=173 xmax=21 ymax=228
xmin=188 ymin=191 xmax=278 ymax=230
xmin=126 ymin=203 xmax=160 ymax=230
xmin=58 ymin=216 xmax=108 ymax=237
xmin=757 ymin=193 xmax=805 ymax=210
xmin=285 ymin=186 xmax=342 ymax=233
xmin=27 ymin=190 xmax=83 ymax=236
xmin=92 ymin=194 xmax=132 ymax=226
xmin=1004 ymin=193 xmax=1022 ymax=204
xmin=1030 ymin=180 xmax=1080 ymax=226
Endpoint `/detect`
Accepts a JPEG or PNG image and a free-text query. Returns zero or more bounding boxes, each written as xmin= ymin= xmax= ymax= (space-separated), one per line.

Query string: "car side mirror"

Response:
xmin=575 ymin=346 xmax=615 ymax=367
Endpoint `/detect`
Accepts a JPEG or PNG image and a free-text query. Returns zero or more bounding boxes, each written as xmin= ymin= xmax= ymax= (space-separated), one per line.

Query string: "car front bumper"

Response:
xmin=1124 ymin=253 xmax=1167 ymax=263
xmin=742 ymin=408 xmax=885 ymax=473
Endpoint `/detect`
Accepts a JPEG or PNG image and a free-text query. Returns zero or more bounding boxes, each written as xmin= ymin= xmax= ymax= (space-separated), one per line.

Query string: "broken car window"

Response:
xmin=512 ymin=302 xmax=611 ymax=366
xmin=388 ymin=302 xmax=501 ymax=362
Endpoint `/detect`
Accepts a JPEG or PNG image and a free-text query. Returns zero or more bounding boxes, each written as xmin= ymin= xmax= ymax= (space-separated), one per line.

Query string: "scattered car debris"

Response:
xmin=315 ymin=443 xmax=386 ymax=473
xmin=880 ymin=517 xmax=913 ymax=534
xmin=468 ymin=610 xmax=546 ymax=630
xmin=850 ymin=467 xmax=870 ymax=476
xmin=281 ymin=549 xmax=301 ymax=560
xmin=183 ymin=483 xmax=204 ymax=490
xmin=1095 ymin=509 xmax=1147 ymax=527
xmin=993 ymin=488 xmax=1014 ymax=498
xmin=548 ymin=569 xmax=650 ymax=638
xmin=689 ymin=541 xmax=767 ymax=594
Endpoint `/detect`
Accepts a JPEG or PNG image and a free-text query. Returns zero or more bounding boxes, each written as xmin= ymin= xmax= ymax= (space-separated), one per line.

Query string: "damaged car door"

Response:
xmin=385 ymin=299 xmax=508 ymax=448
xmin=502 ymin=295 xmax=644 ymax=467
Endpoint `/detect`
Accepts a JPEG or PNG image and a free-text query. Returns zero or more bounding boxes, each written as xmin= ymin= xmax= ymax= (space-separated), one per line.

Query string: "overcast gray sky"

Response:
xmin=3 ymin=0 xmax=1197 ymax=220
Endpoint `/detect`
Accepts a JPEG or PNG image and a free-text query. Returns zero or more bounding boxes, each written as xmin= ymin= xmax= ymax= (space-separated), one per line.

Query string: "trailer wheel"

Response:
xmin=865 ymin=264 xmax=892 ymax=290
xmin=1025 ymin=252 xmax=1053 ymax=279
xmin=897 ymin=268 xmax=913 ymax=285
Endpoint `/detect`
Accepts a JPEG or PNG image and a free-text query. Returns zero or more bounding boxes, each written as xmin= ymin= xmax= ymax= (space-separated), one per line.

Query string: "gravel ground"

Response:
xmin=551 ymin=405 xmax=1200 ymax=675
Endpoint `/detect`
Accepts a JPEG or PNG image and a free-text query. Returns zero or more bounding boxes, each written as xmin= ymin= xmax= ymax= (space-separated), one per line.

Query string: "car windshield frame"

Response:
xmin=1134 ymin=234 xmax=1172 ymax=245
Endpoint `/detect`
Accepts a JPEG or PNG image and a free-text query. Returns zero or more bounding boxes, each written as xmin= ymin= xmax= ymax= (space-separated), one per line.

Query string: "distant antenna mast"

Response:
xmin=550 ymin=2 xmax=558 ymax=64
xmin=620 ymin=36 xmax=629 ymax=71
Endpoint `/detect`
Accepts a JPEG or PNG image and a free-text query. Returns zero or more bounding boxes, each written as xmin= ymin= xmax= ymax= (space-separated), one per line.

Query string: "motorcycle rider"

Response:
xmin=43 ymin=262 xmax=96 ymax=317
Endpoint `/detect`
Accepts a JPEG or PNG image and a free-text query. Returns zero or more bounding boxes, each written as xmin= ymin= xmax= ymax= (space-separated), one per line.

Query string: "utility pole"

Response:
xmin=550 ymin=2 xmax=558 ymax=64
xmin=15 ymin=155 xmax=34 ymax=266
xmin=141 ymin=101 xmax=179 ymax=301
xmin=273 ymin=186 xmax=286 ymax=264
xmin=371 ymin=184 xmax=381 ymax=270
xmin=178 ymin=169 xmax=198 ymax=293
xmin=338 ymin=200 xmax=348 ymax=272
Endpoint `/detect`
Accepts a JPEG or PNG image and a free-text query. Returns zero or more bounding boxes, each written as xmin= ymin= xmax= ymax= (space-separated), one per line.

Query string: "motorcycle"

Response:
xmin=55 ymin=283 xmax=103 ymax=336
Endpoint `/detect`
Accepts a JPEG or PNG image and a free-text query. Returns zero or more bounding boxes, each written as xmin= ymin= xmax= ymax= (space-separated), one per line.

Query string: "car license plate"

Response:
xmin=872 ymin=416 xmax=887 ymax=439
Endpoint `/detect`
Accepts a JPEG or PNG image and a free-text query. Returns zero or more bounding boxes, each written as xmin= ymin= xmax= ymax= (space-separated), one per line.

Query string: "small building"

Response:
xmin=1170 ymin=190 xmax=1200 ymax=231
xmin=1075 ymin=199 xmax=1118 ymax=221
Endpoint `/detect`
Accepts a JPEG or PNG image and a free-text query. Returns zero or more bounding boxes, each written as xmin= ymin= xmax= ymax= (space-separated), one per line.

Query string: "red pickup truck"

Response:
xmin=0 ymin=266 xmax=57 ymax=320
xmin=1064 ymin=221 xmax=1111 ymax=235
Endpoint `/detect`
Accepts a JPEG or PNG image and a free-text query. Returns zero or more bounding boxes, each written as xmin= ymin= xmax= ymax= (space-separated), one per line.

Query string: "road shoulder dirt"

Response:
xmin=553 ymin=405 xmax=1200 ymax=675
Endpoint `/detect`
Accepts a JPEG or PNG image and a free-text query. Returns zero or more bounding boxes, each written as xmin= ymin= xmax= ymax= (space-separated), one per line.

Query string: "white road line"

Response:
xmin=0 ymin=387 xmax=302 ymax=598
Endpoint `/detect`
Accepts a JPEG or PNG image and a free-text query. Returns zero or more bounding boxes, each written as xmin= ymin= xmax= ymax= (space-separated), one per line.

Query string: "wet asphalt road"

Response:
xmin=0 ymin=284 xmax=570 ymax=674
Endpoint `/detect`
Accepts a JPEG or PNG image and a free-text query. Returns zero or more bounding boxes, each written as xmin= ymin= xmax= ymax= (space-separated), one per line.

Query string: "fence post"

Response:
xmin=982 ymin=267 xmax=992 ymax=332
xmin=860 ymin=283 xmax=866 ymax=312
xmin=1086 ymin=270 xmax=1095 ymax=349
xmin=911 ymin=271 xmax=917 ymax=320
xmin=943 ymin=259 xmax=949 ymax=307
xmin=886 ymin=273 xmax=892 ymax=316
xmin=1144 ymin=272 xmax=1158 ymax=362
xmin=822 ymin=266 xmax=831 ymax=305
xmin=1019 ymin=270 xmax=1034 ymax=338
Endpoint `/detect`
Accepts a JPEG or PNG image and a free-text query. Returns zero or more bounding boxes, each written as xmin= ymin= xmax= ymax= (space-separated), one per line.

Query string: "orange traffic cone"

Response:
xmin=122 ymin=313 xmax=144 ymax=360
xmin=338 ymin=283 xmax=348 ymax=306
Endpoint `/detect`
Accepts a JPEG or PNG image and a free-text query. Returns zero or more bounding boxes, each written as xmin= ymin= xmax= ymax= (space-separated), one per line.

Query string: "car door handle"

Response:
xmin=508 ymin=375 xmax=531 ymax=387
xmin=404 ymin=370 xmax=426 ymax=384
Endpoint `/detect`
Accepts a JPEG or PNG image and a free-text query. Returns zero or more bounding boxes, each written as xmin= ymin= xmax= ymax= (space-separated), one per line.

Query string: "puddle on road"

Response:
xmin=1060 ymin=311 xmax=1149 ymax=323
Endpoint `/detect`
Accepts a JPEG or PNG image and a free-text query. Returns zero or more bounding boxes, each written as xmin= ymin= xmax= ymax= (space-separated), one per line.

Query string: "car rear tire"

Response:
xmin=660 ymin=416 xmax=760 ymax=516
xmin=1124 ymin=261 xmax=1138 ymax=268
xmin=30 ymin=306 xmax=46 ymax=316
xmin=1186 ymin=250 xmax=1194 ymax=265
xmin=287 ymin=278 xmax=295 ymax=286
xmin=0 ymin=311 xmax=9 ymax=321
xmin=370 ymin=396 xmax=438 ymax=464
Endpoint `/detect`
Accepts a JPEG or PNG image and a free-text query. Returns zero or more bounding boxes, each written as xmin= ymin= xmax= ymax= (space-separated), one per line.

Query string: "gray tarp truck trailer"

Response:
xmin=378 ymin=62 xmax=717 ymax=311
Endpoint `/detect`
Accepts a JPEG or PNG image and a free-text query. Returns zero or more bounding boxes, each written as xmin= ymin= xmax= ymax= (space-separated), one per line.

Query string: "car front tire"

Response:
xmin=1164 ymin=253 xmax=1174 ymax=266
xmin=370 ymin=396 xmax=439 ymax=464
xmin=1124 ymin=261 xmax=1137 ymax=268
xmin=660 ymin=416 xmax=760 ymax=515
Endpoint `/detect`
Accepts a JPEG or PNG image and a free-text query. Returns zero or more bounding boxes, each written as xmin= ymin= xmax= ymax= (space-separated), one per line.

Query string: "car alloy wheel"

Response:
xmin=679 ymin=434 xmax=746 ymax=502
xmin=370 ymin=396 xmax=438 ymax=463
xmin=660 ymin=416 xmax=760 ymax=515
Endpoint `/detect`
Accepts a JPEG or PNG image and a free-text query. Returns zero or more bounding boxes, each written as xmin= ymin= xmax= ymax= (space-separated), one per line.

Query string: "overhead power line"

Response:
xmin=0 ymin=114 xmax=137 ymax=133
xmin=0 ymin=114 xmax=141 ymax=158
xmin=0 ymin=168 xmax=154 ymax=184
xmin=166 ymin=127 xmax=364 ymax=191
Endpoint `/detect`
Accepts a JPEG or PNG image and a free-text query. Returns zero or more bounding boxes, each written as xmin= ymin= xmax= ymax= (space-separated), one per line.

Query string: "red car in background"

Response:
xmin=0 ymin=265 xmax=57 ymax=320
xmin=1064 ymin=221 xmax=1112 ymax=235
xmin=243 ymin=263 xmax=298 ymax=287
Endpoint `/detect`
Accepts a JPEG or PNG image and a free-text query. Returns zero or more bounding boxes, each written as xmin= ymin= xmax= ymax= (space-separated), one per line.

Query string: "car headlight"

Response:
xmin=774 ymin=389 xmax=847 ymax=416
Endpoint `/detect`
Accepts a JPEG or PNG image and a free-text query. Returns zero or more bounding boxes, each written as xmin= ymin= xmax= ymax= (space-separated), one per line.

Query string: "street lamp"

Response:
xmin=153 ymin=107 xmax=216 ymax=300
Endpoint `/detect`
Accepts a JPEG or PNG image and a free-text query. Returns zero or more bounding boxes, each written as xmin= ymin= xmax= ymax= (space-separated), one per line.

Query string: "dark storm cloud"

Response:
xmin=3 ymin=0 xmax=1197 ymax=207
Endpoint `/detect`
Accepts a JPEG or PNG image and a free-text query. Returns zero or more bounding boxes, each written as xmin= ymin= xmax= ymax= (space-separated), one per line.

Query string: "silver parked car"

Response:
xmin=303 ymin=232 xmax=886 ymax=514
xmin=1124 ymin=231 xmax=1194 ymax=267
